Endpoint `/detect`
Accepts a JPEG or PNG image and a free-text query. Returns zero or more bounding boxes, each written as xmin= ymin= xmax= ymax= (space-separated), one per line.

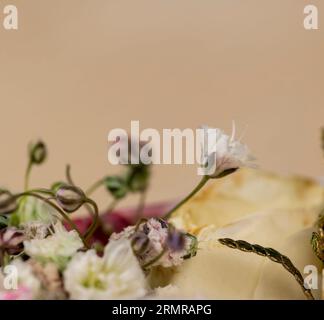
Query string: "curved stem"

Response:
xmin=135 ymin=218 xmax=148 ymax=232
xmin=142 ymin=247 xmax=167 ymax=270
xmin=65 ymin=164 xmax=75 ymax=186
xmin=24 ymin=162 xmax=32 ymax=191
xmin=27 ymin=188 xmax=55 ymax=196
xmin=85 ymin=199 xmax=119 ymax=239
xmin=14 ymin=192 xmax=88 ymax=248
xmin=105 ymin=199 xmax=119 ymax=214
xmin=86 ymin=178 xmax=106 ymax=196
xmin=164 ymin=176 xmax=209 ymax=220
xmin=83 ymin=198 xmax=99 ymax=241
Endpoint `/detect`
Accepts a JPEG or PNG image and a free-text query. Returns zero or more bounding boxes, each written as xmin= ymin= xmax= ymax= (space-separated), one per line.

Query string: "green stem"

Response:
xmin=135 ymin=189 xmax=147 ymax=222
xmin=83 ymin=199 xmax=117 ymax=240
xmin=65 ymin=164 xmax=75 ymax=186
xmin=27 ymin=188 xmax=55 ymax=196
xmin=105 ymin=199 xmax=119 ymax=214
xmin=85 ymin=178 xmax=106 ymax=196
xmin=164 ymin=176 xmax=209 ymax=220
xmin=24 ymin=161 xmax=32 ymax=191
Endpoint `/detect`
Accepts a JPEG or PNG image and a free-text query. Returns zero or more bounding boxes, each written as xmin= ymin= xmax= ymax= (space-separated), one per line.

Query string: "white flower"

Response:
xmin=63 ymin=239 xmax=147 ymax=300
xmin=0 ymin=259 xmax=41 ymax=300
xmin=110 ymin=225 xmax=135 ymax=241
xmin=23 ymin=222 xmax=83 ymax=269
xmin=14 ymin=196 xmax=58 ymax=226
xmin=198 ymin=122 xmax=255 ymax=177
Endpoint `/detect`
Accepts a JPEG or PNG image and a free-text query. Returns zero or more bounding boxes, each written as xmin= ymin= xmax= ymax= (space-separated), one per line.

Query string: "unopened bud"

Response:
xmin=105 ymin=176 xmax=128 ymax=199
xmin=29 ymin=141 xmax=47 ymax=165
xmin=0 ymin=227 xmax=25 ymax=255
xmin=0 ymin=190 xmax=17 ymax=215
xmin=55 ymin=185 xmax=86 ymax=213
xmin=51 ymin=181 xmax=65 ymax=193
xmin=127 ymin=166 xmax=150 ymax=192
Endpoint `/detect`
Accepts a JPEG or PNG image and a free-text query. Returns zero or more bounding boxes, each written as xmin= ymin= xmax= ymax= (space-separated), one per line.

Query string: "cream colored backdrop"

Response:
xmin=0 ymin=0 xmax=323 ymax=207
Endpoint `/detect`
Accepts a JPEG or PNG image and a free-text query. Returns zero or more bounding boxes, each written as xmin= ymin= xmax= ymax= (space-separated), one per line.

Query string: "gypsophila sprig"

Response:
xmin=164 ymin=123 xmax=255 ymax=219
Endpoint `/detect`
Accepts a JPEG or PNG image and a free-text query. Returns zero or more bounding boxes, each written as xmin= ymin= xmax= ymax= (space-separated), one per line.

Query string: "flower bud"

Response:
xmin=127 ymin=166 xmax=150 ymax=192
xmin=0 ymin=227 xmax=25 ymax=255
xmin=51 ymin=181 xmax=65 ymax=193
xmin=0 ymin=190 xmax=18 ymax=215
xmin=55 ymin=185 xmax=86 ymax=213
xmin=105 ymin=176 xmax=128 ymax=199
xmin=29 ymin=141 xmax=47 ymax=165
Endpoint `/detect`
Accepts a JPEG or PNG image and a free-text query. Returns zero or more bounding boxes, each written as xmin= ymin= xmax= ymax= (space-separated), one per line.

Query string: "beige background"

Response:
xmin=0 ymin=0 xmax=323 ymax=208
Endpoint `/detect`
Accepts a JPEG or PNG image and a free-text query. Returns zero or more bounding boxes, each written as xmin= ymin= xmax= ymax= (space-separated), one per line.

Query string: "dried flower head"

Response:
xmin=111 ymin=218 xmax=197 ymax=269
xmin=23 ymin=222 xmax=49 ymax=240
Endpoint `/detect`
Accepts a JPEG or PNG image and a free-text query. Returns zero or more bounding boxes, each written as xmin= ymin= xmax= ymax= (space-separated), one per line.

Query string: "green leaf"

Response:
xmin=0 ymin=215 xmax=8 ymax=227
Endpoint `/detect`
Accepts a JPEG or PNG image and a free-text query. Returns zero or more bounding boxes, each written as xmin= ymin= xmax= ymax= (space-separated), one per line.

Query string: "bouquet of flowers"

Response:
xmin=0 ymin=126 xmax=323 ymax=300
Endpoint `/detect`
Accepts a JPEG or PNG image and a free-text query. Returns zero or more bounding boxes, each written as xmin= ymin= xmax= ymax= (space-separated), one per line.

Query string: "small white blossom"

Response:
xmin=23 ymin=222 xmax=83 ymax=269
xmin=63 ymin=239 xmax=147 ymax=300
xmin=198 ymin=123 xmax=255 ymax=177
xmin=110 ymin=225 xmax=135 ymax=241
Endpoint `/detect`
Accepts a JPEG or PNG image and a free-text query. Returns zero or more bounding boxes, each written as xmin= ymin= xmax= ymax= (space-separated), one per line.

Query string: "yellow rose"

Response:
xmin=152 ymin=169 xmax=324 ymax=300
